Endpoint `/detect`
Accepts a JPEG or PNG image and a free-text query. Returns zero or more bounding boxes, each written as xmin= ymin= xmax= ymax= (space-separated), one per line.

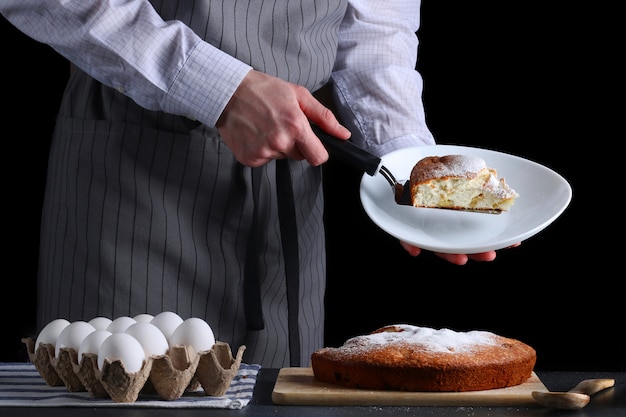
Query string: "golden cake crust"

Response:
xmin=311 ymin=325 xmax=536 ymax=392
xmin=410 ymin=155 xmax=486 ymax=185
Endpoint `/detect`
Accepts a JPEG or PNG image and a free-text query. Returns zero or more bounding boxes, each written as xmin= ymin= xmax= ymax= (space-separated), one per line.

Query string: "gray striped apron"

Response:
xmin=37 ymin=0 xmax=349 ymax=368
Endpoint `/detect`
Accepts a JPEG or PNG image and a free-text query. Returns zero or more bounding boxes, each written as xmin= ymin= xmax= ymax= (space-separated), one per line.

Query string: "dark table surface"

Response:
xmin=2 ymin=369 xmax=624 ymax=417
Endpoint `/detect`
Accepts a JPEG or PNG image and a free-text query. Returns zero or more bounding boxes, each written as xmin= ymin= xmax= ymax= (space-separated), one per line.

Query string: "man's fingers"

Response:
xmin=280 ymin=118 xmax=329 ymax=166
xmin=435 ymin=253 xmax=470 ymax=265
xmin=299 ymin=88 xmax=351 ymax=139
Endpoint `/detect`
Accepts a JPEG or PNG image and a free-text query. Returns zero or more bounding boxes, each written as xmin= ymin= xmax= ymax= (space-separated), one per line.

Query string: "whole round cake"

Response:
xmin=311 ymin=324 xmax=536 ymax=392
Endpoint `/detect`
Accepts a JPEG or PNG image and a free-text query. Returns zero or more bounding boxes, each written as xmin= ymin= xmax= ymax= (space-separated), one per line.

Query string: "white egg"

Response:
xmin=124 ymin=322 xmax=169 ymax=357
xmin=78 ymin=329 xmax=112 ymax=360
xmin=169 ymin=317 xmax=215 ymax=354
xmin=54 ymin=321 xmax=96 ymax=358
xmin=133 ymin=313 xmax=154 ymax=323
xmin=150 ymin=311 xmax=183 ymax=343
xmin=88 ymin=316 xmax=112 ymax=330
xmin=35 ymin=318 xmax=70 ymax=351
xmin=97 ymin=332 xmax=145 ymax=373
xmin=106 ymin=316 xmax=137 ymax=333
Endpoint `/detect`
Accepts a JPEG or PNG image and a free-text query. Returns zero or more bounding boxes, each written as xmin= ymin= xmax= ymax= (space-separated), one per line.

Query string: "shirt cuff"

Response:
xmin=163 ymin=40 xmax=253 ymax=127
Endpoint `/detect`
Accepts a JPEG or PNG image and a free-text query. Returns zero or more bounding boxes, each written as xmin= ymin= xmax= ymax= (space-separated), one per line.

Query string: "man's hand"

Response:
xmin=400 ymin=241 xmax=522 ymax=265
xmin=216 ymin=70 xmax=351 ymax=167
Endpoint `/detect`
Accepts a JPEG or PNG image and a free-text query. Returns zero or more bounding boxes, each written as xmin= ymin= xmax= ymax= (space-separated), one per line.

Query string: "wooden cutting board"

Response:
xmin=272 ymin=367 xmax=548 ymax=406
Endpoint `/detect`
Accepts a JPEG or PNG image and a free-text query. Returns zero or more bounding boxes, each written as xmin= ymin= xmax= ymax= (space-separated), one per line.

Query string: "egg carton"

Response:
xmin=22 ymin=337 xmax=246 ymax=403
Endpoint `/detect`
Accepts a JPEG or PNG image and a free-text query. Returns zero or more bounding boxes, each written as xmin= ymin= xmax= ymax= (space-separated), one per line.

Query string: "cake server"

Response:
xmin=312 ymin=124 xmax=500 ymax=213
xmin=531 ymin=378 xmax=615 ymax=410
xmin=312 ymin=124 xmax=413 ymax=206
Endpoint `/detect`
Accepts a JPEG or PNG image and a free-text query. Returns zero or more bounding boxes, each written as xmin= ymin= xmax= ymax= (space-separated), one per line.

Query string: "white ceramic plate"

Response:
xmin=359 ymin=145 xmax=572 ymax=254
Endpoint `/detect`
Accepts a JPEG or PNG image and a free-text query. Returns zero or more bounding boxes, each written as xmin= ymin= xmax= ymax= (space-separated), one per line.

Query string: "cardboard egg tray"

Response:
xmin=22 ymin=337 xmax=246 ymax=403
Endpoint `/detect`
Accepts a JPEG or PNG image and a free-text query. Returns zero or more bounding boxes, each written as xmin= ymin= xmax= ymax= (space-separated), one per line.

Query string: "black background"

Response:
xmin=2 ymin=3 xmax=622 ymax=371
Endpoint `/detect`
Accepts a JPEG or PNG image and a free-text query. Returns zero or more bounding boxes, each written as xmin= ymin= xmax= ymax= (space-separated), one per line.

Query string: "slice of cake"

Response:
xmin=311 ymin=324 xmax=536 ymax=392
xmin=409 ymin=155 xmax=518 ymax=212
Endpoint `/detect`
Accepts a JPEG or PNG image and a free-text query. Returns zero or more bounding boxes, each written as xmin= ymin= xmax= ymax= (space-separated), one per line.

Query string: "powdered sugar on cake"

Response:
xmin=484 ymin=174 xmax=517 ymax=199
xmin=419 ymin=155 xmax=487 ymax=180
xmin=344 ymin=324 xmax=498 ymax=354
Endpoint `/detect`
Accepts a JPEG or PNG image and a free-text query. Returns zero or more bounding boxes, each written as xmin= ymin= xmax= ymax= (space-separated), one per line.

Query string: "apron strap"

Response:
xmin=276 ymin=159 xmax=301 ymax=367
xmin=243 ymin=160 xmax=301 ymax=367
xmin=243 ymin=164 xmax=265 ymax=330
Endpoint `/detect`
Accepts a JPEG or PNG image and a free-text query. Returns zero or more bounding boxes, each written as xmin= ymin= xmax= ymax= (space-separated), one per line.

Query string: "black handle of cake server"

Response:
xmin=311 ymin=124 xmax=381 ymax=176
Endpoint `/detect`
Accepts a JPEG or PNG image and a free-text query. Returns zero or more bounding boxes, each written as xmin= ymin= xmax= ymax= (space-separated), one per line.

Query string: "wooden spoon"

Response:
xmin=532 ymin=378 xmax=615 ymax=410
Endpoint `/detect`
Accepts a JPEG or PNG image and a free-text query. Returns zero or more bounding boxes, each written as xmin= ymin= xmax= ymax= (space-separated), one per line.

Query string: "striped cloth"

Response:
xmin=0 ymin=362 xmax=260 ymax=408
